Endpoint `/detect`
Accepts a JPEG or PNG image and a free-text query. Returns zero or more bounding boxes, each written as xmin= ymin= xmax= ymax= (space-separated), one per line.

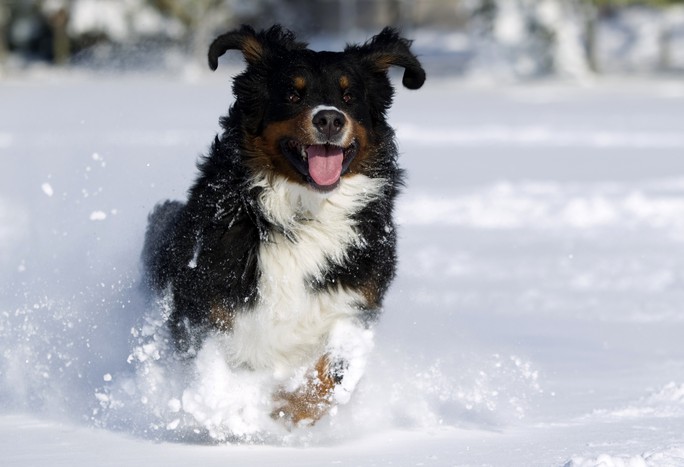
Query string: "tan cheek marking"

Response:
xmin=242 ymin=114 xmax=312 ymax=185
xmin=345 ymin=121 xmax=372 ymax=175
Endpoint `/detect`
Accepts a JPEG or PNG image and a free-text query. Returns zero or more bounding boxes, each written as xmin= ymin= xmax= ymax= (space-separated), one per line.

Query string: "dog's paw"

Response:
xmin=271 ymin=356 xmax=338 ymax=427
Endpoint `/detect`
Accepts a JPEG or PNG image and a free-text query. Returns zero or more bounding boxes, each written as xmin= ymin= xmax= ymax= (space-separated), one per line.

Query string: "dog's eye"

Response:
xmin=342 ymin=92 xmax=353 ymax=104
xmin=288 ymin=91 xmax=302 ymax=104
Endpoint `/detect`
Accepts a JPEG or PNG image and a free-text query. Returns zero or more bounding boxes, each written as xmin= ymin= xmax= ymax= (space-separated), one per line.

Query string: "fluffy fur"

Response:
xmin=141 ymin=24 xmax=425 ymax=425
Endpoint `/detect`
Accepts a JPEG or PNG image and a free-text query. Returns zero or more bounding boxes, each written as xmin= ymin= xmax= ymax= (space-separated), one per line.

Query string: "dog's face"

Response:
xmin=208 ymin=25 xmax=425 ymax=192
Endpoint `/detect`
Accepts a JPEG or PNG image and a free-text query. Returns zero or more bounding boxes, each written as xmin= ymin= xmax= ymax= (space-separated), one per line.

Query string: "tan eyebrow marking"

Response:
xmin=293 ymin=76 xmax=306 ymax=90
xmin=339 ymin=75 xmax=350 ymax=89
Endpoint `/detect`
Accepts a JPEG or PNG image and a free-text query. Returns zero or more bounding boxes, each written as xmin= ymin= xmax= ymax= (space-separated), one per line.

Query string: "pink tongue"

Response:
xmin=306 ymin=145 xmax=344 ymax=187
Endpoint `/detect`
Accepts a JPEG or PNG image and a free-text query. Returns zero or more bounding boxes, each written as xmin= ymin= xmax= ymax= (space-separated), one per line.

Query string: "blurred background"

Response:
xmin=1 ymin=0 xmax=684 ymax=80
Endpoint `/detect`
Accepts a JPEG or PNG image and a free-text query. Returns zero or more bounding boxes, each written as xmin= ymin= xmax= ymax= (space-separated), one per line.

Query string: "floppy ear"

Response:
xmin=208 ymin=25 xmax=264 ymax=70
xmin=354 ymin=27 xmax=426 ymax=90
xmin=208 ymin=24 xmax=307 ymax=71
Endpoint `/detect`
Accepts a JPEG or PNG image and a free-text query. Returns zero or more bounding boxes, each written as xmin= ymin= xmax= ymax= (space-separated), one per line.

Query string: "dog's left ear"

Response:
xmin=351 ymin=28 xmax=426 ymax=90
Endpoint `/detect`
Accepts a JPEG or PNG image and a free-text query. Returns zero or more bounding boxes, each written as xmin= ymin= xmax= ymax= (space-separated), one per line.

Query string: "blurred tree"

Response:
xmin=151 ymin=0 xmax=234 ymax=59
xmin=591 ymin=0 xmax=684 ymax=7
xmin=466 ymin=0 xmax=592 ymax=78
xmin=467 ymin=0 xmax=684 ymax=76
xmin=585 ymin=0 xmax=684 ymax=72
xmin=6 ymin=1 xmax=53 ymax=62
xmin=0 ymin=3 xmax=8 ymax=64
xmin=0 ymin=0 xmax=682 ymax=73
xmin=43 ymin=1 xmax=71 ymax=65
xmin=574 ymin=0 xmax=600 ymax=73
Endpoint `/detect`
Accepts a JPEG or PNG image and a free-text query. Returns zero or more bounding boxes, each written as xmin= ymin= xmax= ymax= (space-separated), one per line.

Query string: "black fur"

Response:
xmin=142 ymin=136 xmax=265 ymax=349
xmin=142 ymin=25 xmax=425 ymax=353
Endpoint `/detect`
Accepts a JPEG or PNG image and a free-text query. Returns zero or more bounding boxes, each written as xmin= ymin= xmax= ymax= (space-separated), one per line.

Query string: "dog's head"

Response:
xmin=209 ymin=25 xmax=425 ymax=192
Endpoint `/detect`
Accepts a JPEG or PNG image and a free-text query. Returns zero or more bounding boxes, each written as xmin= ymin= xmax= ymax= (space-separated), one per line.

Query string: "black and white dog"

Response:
xmin=142 ymin=25 xmax=425 ymax=425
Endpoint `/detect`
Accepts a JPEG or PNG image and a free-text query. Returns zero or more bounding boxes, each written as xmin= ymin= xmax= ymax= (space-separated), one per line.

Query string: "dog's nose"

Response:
xmin=312 ymin=109 xmax=346 ymax=139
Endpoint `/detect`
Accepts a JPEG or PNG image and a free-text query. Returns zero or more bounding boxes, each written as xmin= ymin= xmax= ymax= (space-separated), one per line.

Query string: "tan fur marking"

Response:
xmin=294 ymin=76 xmax=306 ymax=90
xmin=243 ymin=116 xmax=311 ymax=185
xmin=358 ymin=282 xmax=381 ymax=309
xmin=242 ymin=36 xmax=264 ymax=64
xmin=373 ymin=53 xmax=396 ymax=72
xmin=344 ymin=120 xmax=372 ymax=176
xmin=272 ymin=355 xmax=337 ymax=425
xmin=209 ymin=304 xmax=235 ymax=332
xmin=339 ymin=75 xmax=350 ymax=90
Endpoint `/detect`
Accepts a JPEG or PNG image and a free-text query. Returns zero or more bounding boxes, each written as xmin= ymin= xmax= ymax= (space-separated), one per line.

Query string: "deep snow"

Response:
xmin=1 ymin=71 xmax=684 ymax=466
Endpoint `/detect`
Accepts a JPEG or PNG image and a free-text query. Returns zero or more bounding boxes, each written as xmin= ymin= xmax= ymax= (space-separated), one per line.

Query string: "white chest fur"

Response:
xmin=225 ymin=174 xmax=384 ymax=376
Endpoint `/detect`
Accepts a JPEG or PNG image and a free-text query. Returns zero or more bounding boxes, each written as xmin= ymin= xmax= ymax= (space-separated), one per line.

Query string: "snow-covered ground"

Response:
xmin=2 ymin=71 xmax=684 ymax=466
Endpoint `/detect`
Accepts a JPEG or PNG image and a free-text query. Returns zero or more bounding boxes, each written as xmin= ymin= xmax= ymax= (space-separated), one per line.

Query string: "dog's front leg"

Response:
xmin=271 ymin=354 xmax=338 ymax=426
xmin=272 ymin=320 xmax=374 ymax=426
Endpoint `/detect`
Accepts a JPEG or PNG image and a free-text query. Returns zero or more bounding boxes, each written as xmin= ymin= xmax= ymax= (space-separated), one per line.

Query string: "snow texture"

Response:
xmin=1 ymin=73 xmax=684 ymax=466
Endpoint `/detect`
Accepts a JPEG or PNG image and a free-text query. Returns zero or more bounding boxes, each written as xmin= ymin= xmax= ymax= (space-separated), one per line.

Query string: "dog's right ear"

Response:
xmin=208 ymin=25 xmax=306 ymax=71
xmin=208 ymin=25 xmax=265 ymax=70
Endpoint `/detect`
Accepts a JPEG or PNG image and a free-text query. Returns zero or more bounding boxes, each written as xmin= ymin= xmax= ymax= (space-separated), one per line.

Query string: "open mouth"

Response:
xmin=281 ymin=139 xmax=359 ymax=191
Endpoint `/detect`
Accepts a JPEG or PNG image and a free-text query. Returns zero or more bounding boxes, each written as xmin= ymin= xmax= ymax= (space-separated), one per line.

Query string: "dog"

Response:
xmin=141 ymin=24 xmax=425 ymax=426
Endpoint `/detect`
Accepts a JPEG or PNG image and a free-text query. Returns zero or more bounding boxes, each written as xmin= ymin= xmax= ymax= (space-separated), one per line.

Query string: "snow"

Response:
xmin=1 ymin=72 xmax=684 ymax=465
xmin=41 ymin=182 xmax=54 ymax=197
xmin=89 ymin=210 xmax=107 ymax=221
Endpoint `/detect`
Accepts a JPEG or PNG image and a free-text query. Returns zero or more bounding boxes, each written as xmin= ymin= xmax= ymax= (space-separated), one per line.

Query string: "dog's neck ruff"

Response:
xmin=224 ymin=173 xmax=385 ymax=374
xmin=252 ymin=172 xmax=384 ymax=247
